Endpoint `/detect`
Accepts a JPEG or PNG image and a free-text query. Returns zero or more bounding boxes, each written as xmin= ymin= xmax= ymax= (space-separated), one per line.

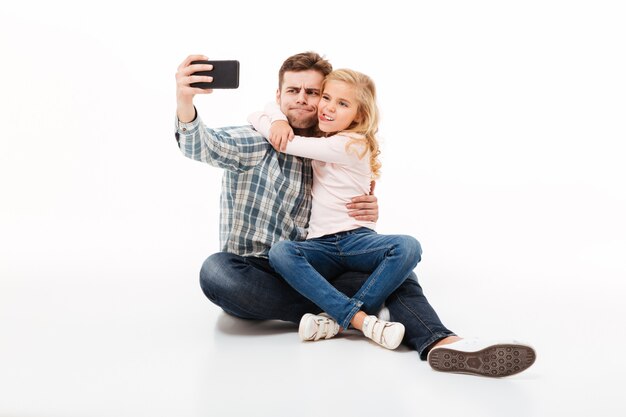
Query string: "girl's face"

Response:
xmin=317 ymin=80 xmax=360 ymax=133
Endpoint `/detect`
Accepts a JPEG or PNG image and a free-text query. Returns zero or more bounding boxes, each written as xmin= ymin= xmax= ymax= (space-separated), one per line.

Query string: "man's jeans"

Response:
xmin=199 ymin=252 xmax=455 ymax=360
xmin=268 ymin=227 xmax=421 ymax=329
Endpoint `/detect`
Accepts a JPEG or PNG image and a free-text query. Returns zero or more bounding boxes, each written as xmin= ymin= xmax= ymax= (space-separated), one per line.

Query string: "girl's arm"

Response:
xmin=247 ymin=111 xmax=275 ymax=140
xmin=248 ymin=105 xmax=366 ymax=165
xmin=247 ymin=103 xmax=293 ymax=150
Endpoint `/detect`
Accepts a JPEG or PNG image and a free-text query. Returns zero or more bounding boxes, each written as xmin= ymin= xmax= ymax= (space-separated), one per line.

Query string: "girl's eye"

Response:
xmin=339 ymin=101 xmax=348 ymax=107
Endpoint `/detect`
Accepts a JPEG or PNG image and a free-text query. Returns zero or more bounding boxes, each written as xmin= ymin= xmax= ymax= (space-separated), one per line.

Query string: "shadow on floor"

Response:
xmin=213 ymin=312 xmax=412 ymax=353
xmin=215 ymin=312 xmax=297 ymax=336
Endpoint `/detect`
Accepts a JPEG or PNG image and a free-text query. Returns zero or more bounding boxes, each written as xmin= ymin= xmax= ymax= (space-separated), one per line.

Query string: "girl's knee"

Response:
xmin=394 ymin=235 xmax=422 ymax=261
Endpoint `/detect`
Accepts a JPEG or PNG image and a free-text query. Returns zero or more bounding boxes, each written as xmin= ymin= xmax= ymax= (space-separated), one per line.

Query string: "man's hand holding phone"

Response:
xmin=176 ymin=55 xmax=214 ymax=123
xmin=176 ymin=55 xmax=241 ymax=123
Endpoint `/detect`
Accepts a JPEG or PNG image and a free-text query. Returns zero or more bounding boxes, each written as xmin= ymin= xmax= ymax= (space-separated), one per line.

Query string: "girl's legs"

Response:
xmin=268 ymin=236 xmax=364 ymax=329
xmin=335 ymin=229 xmax=422 ymax=314
xmin=269 ymin=228 xmax=422 ymax=348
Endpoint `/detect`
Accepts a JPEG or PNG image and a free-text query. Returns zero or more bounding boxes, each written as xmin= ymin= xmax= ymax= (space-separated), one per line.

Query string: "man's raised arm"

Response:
xmin=174 ymin=55 xmax=271 ymax=173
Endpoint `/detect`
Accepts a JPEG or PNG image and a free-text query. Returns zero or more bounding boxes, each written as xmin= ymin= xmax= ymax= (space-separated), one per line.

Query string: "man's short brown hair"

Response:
xmin=278 ymin=52 xmax=333 ymax=89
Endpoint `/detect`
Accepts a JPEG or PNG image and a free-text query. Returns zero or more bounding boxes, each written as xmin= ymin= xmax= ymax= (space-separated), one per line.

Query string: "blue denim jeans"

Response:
xmin=268 ymin=228 xmax=421 ymax=329
xmin=200 ymin=244 xmax=455 ymax=360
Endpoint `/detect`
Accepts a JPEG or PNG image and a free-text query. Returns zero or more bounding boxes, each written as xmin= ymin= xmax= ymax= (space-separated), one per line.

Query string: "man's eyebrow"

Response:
xmin=284 ymin=86 xmax=301 ymax=91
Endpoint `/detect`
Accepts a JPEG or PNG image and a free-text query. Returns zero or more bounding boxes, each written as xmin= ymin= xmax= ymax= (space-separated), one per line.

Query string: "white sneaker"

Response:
xmin=427 ymin=338 xmax=536 ymax=377
xmin=361 ymin=315 xmax=405 ymax=350
xmin=298 ymin=313 xmax=340 ymax=342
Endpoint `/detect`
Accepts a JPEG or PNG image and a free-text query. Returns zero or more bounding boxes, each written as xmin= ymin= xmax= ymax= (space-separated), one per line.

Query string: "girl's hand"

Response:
xmin=269 ymin=121 xmax=294 ymax=152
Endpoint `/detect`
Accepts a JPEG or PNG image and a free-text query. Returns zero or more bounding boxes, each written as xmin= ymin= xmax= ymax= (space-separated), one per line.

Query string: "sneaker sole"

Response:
xmin=428 ymin=344 xmax=536 ymax=377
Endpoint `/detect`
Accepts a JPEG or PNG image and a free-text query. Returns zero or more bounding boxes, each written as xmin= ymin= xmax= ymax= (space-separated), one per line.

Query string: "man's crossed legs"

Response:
xmin=200 ymin=252 xmax=455 ymax=359
xmin=199 ymin=252 xmax=536 ymax=377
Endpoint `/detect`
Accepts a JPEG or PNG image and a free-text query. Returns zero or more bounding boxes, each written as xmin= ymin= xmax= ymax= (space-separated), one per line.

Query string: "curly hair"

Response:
xmin=323 ymin=69 xmax=382 ymax=179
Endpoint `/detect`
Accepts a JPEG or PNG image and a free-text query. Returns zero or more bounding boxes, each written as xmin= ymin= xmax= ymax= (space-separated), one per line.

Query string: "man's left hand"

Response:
xmin=347 ymin=181 xmax=378 ymax=222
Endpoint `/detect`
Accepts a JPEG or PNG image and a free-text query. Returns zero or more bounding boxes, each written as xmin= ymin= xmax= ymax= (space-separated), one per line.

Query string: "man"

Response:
xmin=174 ymin=52 xmax=536 ymax=377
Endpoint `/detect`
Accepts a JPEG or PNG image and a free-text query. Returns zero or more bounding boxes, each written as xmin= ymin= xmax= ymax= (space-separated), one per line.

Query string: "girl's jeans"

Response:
xmin=268 ymin=227 xmax=422 ymax=329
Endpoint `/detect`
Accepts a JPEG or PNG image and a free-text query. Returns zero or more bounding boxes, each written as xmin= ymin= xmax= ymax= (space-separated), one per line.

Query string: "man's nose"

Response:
xmin=296 ymin=90 xmax=307 ymax=104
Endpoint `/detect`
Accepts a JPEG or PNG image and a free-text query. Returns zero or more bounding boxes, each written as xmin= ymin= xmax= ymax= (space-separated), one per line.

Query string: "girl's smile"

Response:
xmin=317 ymin=80 xmax=359 ymax=133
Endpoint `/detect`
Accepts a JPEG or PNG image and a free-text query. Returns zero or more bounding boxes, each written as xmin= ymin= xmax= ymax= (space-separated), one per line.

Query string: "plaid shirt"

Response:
xmin=175 ymin=115 xmax=312 ymax=258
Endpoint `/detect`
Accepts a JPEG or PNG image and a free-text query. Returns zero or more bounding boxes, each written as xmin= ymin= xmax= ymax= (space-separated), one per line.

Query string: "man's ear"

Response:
xmin=275 ymin=88 xmax=281 ymax=104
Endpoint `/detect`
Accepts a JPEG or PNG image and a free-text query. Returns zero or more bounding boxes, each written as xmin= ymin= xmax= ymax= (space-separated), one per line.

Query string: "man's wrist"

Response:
xmin=176 ymin=106 xmax=199 ymax=134
xmin=177 ymin=101 xmax=197 ymax=123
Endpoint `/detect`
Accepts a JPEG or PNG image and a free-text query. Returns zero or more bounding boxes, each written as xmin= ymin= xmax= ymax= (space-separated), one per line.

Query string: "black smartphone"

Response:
xmin=190 ymin=60 xmax=240 ymax=89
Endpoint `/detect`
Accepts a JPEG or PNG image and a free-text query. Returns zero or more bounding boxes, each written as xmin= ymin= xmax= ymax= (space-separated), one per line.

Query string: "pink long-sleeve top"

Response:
xmin=248 ymin=106 xmax=376 ymax=240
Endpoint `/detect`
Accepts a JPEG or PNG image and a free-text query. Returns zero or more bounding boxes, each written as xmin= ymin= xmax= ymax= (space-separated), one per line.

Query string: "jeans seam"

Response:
xmin=291 ymin=244 xmax=340 ymax=256
xmin=392 ymin=291 xmax=456 ymax=358
xmin=341 ymin=300 xmax=363 ymax=329
xmin=393 ymin=291 xmax=435 ymax=336
xmin=214 ymin=293 xmax=268 ymax=320
xmin=351 ymin=250 xmax=390 ymax=304
xmin=339 ymin=246 xmax=392 ymax=256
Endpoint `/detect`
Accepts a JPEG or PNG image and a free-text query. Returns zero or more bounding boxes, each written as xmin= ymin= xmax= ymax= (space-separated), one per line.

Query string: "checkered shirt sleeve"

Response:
xmin=175 ymin=115 xmax=312 ymax=257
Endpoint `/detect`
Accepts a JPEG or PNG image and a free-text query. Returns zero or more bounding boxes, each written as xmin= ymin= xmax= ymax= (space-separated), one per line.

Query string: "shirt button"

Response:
xmin=182 ymin=128 xmax=187 ymax=132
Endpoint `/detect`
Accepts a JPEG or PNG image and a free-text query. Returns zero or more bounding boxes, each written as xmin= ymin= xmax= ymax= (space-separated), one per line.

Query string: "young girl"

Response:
xmin=247 ymin=69 xmax=421 ymax=350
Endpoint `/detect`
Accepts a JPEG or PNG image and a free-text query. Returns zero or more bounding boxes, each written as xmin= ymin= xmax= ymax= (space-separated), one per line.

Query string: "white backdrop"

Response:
xmin=2 ymin=1 xmax=625 ymax=416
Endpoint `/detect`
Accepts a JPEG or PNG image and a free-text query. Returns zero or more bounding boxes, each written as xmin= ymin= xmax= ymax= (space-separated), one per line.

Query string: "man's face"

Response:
xmin=276 ymin=70 xmax=325 ymax=130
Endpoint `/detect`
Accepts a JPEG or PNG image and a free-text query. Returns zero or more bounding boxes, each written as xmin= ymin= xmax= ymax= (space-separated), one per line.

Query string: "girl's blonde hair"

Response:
xmin=322 ymin=69 xmax=382 ymax=179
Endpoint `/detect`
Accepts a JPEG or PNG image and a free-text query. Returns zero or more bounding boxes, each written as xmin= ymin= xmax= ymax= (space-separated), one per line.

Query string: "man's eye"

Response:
xmin=308 ymin=91 xmax=319 ymax=96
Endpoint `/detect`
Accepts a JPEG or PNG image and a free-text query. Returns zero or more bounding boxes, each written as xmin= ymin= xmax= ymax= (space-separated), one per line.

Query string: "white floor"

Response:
xmin=1 ymin=250 xmax=624 ymax=417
